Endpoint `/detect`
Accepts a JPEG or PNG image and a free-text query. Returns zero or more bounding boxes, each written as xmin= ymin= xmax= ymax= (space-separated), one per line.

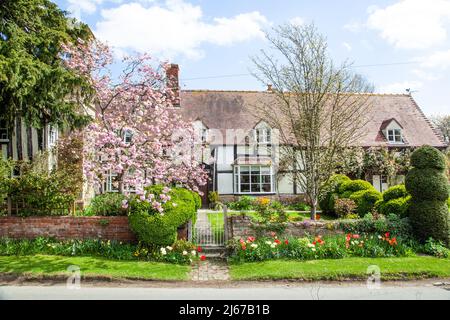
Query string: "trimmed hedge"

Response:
xmin=408 ymin=200 xmax=449 ymax=243
xmin=382 ymin=184 xmax=408 ymax=202
xmin=318 ymin=174 xmax=350 ymax=214
xmin=410 ymin=145 xmax=446 ymax=170
xmin=128 ymin=185 xmax=201 ymax=246
xmin=405 ymin=168 xmax=448 ymax=201
xmin=339 ymin=179 xmax=374 ymax=194
xmin=406 ymin=146 xmax=449 ymax=245
xmin=378 ymin=196 xmax=411 ymax=217
xmin=350 ymin=189 xmax=382 ymax=216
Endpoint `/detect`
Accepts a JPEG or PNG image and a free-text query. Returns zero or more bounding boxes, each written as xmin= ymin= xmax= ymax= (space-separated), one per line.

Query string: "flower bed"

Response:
xmin=227 ymin=232 xmax=415 ymax=263
xmin=0 ymin=237 xmax=203 ymax=265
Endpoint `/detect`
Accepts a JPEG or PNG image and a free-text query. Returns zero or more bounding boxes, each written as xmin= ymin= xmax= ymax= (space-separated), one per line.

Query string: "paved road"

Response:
xmin=1 ymin=281 xmax=449 ymax=300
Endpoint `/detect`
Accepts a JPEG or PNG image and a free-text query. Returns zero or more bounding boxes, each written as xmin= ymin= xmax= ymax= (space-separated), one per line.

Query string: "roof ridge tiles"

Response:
xmin=407 ymin=95 xmax=448 ymax=146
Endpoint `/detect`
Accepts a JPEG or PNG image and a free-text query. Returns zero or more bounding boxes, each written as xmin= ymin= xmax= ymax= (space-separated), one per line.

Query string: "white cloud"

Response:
xmin=289 ymin=17 xmax=305 ymax=26
xmin=342 ymin=42 xmax=352 ymax=52
xmin=377 ymin=80 xmax=423 ymax=93
xmin=94 ymin=0 xmax=268 ymax=60
xmin=68 ymin=0 xmax=104 ymax=15
xmin=367 ymin=0 xmax=450 ymax=50
xmin=419 ymin=49 xmax=450 ymax=69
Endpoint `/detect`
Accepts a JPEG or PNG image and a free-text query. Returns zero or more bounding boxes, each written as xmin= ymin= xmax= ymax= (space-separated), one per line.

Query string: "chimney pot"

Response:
xmin=267 ymin=84 xmax=273 ymax=91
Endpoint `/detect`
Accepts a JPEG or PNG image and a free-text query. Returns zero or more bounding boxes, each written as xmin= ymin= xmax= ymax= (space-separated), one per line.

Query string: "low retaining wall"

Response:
xmin=227 ymin=215 xmax=345 ymax=239
xmin=0 ymin=216 xmax=137 ymax=242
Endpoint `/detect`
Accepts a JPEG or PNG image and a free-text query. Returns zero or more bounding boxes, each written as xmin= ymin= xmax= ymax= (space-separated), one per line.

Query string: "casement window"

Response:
xmin=0 ymin=120 xmax=8 ymax=141
xmin=103 ymin=171 xmax=136 ymax=193
xmin=47 ymin=125 xmax=58 ymax=147
xmin=255 ymin=128 xmax=271 ymax=144
xmin=201 ymin=128 xmax=208 ymax=144
xmin=387 ymin=129 xmax=402 ymax=143
xmin=234 ymin=165 xmax=273 ymax=194
xmin=123 ymin=130 xmax=133 ymax=144
xmin=104 ymin=172 xmax=119 ymax=192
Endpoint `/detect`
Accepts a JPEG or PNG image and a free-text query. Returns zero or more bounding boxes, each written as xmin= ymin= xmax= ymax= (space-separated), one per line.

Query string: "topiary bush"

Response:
xmin=339 ymin=179 xmax=374 ymax=194
xmin=378 ymin=196 xmax=411 ymax=217
xmin=350 ymin=189 xmax=382 ymax=217
xmin=406 ymin=146 xmax=449 ymax=245
xmin=410 ymin=145 xmax=446 ymax=170
xmin=318 ymin=174 xmax=351 ymax=214
xmin=128 ymin=185 xmax=199 ymax=246
xmin=382 ymin=184 xmax=408 ymax=202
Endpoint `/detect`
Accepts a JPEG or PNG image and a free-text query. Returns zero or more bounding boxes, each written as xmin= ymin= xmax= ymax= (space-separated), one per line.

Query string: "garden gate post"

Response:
xmin=7 ymin=196 xmax=11 ymax=216
xmin=223 ymin=205 xmax=228 ymax=243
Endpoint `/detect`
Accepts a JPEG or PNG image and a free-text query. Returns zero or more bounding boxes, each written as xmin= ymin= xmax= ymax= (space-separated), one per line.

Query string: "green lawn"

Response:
xmin=230 ymin=256 xmax=450 ymax=281
xmin=0 ymin=255 xmax=190 ymax=281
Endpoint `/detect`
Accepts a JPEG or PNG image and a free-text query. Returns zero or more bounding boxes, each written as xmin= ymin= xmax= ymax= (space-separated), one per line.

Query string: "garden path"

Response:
xmin=190 ymin=260 xmax=229 ymax=281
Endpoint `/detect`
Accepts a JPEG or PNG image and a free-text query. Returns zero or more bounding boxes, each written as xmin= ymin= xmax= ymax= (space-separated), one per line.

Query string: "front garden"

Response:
xmin=0 ymin=146 xmax=449 ymax=282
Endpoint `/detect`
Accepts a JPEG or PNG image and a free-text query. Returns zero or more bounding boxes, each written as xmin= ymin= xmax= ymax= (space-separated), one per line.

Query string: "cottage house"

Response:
xmin=164 ymin=65 xmax=447 ymax=206
xmin=1 ymin=64 xmax=447 ymax=208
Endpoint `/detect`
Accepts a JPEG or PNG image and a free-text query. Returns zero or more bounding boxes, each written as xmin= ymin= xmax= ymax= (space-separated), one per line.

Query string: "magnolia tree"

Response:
xmin=62 ymin=39 xmax=208 ymax=205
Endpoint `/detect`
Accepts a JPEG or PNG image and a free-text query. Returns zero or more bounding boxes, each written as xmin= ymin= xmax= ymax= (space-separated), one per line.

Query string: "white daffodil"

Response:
xmin=182 ymin=250 xmax=188 ymax=256
xmin=160 ymin=247 xmax=167 ymax=255
xmin=250 ymin=243 xmax=258 ymax=248
xmin=191 ymin=250 xmax=196 ymax=256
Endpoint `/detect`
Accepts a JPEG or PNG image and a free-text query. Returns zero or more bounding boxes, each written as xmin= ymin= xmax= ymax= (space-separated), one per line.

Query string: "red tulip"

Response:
xmin=197 ymin=246 xmax=202 ymax=252
xmin=200 ymin=255 xmax=206 ymax=261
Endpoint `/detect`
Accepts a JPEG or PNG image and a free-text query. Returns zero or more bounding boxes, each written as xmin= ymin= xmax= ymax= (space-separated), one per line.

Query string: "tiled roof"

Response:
xmin=179 ymin=90 xmax=448 ymax=148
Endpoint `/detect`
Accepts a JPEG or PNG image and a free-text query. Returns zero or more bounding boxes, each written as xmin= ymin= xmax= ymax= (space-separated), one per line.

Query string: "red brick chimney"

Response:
xmin=166 ymin=63 xmax=180 ymax=106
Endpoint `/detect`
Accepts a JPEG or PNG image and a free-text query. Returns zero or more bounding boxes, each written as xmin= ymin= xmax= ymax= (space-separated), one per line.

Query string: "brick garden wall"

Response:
xmin=227 ymin=215 xmax=345 ymax=239
xmin=0 ymin=216 xmax=137 ymax=242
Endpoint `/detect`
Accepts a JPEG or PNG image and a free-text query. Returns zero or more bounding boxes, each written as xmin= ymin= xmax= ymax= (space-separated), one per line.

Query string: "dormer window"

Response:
xmin=387 ymin=129 xmax=402 ymax=143
xmin=201 ymin=128 xmax=208 ymax=144
xmin=123 ymin=130 xmax=133 ymax=144
xmin=255 ymin=128 xmax=271 ymax=144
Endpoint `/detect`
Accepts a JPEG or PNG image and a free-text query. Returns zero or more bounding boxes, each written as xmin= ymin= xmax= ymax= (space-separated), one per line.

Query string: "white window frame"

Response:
xmin=0 ymin=121 xmax=8 ymax=141
xmin=48 ymin=125 xmax=58 ymax=147
xmin=123 ymin=130 xmax=133 ymax=144
xmin=201 ymin=128 xmax=208 ymax=144
xmin=255 ymin=128 xmax=271 ymax=144
xmin=103 ymin=170 xmax=137 ymax=193
xmin=387 ymin=128 xmax=402 ymax=143
xmin=234 ymin=165 xmax=273 ymax=194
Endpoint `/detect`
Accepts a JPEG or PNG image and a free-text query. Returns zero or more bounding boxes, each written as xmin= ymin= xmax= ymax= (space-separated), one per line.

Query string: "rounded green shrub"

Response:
xmin=410 ymin=145 xmax=446 ymax=170
xmin=339 ymin=179 xmax=374 ymax=194
xmin=405 ymin=168 xmax=449 ymax=201
xmin=382 ymin=184 xmax=408 ymax=202
xmin=350 ymin=189 xmax=382 ymax=216
xmin=318 ymin=174 xmax=350 ymax=214
xmin=406 ymin=146 xmax=449 ymax=245
xmin=128 ymin=185 xmax=198 ymax=246
xmin=379 ymin=196 xmax=411 ymax=217
xmin=408 ymin=200 xmax=449 ymax=243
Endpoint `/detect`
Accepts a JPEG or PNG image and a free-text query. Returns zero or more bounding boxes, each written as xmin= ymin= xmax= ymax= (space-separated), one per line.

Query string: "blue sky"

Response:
xmin=55 ymin=0 xmax=450 ymax=115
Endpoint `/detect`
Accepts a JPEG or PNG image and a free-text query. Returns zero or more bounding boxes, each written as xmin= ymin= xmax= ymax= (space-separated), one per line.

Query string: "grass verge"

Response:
xmin=229 ymin=256 xmax=450 ymax=281
xmin=0 ymin=255 xmax=190 ymax=281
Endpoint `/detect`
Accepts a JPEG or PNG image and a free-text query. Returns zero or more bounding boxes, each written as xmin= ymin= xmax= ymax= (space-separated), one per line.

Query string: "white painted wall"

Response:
xmin=278 ymin=173 xmax=294 ymax=194
xmin=216 ymin=145 xmax=234 ymax=171
xmin=217 ymin=172 xmax=234 ymax=194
